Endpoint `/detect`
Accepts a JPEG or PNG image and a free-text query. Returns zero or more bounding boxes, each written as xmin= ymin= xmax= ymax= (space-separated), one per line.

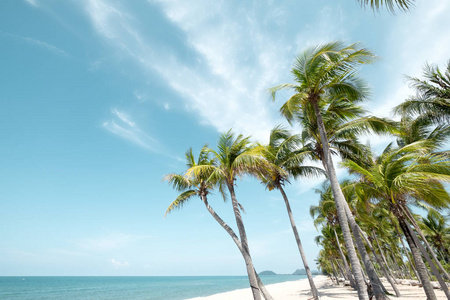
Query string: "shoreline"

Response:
xmin=186 ymin=275 xmax=448 ymax=299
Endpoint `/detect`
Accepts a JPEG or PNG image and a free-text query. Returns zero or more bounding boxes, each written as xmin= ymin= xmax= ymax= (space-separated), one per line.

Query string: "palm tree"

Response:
xmin=396 ymin=116 xmax=450 ymax=151
xmin=394 ymin=60 xmax=450 ymax=125
xmin=394 ymin=115 xmax=450 ymax=280
xmin=270 ymin=41 xmax=380 ymax=300
xmin=316 ymin=248 xmax=340 ymax=283
xmin=294 ymin=92 xmax=397 ymax=299
xmin=259 ymin=125 xmax=324 ymax=300
xmin=355 ymin=0 xmax=414 ymax=12
xmin=163 ymin=146 xmax=273 ymax=300
xmin=310 ymin=182 xmax=356 ymax=287
xmin=341 ymin=182 xmax=402 ymax=296
xmin=315 ymin=225 xmax=349 ymax=282
xmin=187 ymin=130 xmax=269 ymax=300
xmin=313 ymin=180 xmax=394 ymax=296
xmin=419 ymin=211 xmax=450 ymax=263
xmin=342 ymin=141 xmax=450 ymax=300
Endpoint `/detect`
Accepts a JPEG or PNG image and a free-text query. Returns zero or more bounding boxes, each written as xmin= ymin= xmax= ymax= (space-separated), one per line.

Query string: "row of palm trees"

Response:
xmin=163 ymin=42 xmax=449 ymax=300
xmin=308 ymin=48 xmax=450 ymax=300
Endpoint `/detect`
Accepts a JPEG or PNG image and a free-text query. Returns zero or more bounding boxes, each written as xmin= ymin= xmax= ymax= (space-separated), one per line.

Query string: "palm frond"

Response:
xmin=165 ymin=190 xmax=197 ymax=217
xmin=162 ymin=173 xmax=192 ymax=191
xmin=356 ymin=0 xmax=414 ymax=13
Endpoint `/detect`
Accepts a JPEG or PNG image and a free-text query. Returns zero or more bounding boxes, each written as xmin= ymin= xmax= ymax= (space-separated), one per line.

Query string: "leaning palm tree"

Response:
xmin=313 ymin=180 xmax=393 ymax=296
xmin=295 ymin=93 xmax=397 ymax=299
xmin=270 ymin=41 xmax=379 ymax=300
xmin=393 ymin=114 xmax=450 ymax=280
xmin=186 ymin=130 xmax=270 ymax=300
xmin=311 ymin=182 xmax=356 ymax=287
xmin=419 ymin=211 xmax=450 ymax=263
xmin=345 ymin=191 xmax=403 ymax=296
xmin=259 ymin=126 xmax=324 ymax=300
xmin=315 ymin=225 xmax=348 ymax=282
xmin=342 ymin=141 xmax=450 ymax=300
xmin=163 ymin=146 xmax=273 ymax=300
xmin=394 ymin=60 xmax=450 ymax=125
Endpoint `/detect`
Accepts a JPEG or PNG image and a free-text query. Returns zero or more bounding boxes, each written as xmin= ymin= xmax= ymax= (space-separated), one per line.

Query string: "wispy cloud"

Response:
xmin=83 ymin=0 xmax=353 ymax=142
xmin=103 ymin=108 xmax=160 ymax=151
xmin=83 ymin=0 xmax=298 ymax=142
xmin=24 ymin=0 xmax=38 ymax=7
xmin=22 ymin=36 xmax=68 ymax=56
xmin=1 ymin=31 xmax=68 ymax=57
xmin=76 ymin=233 xmax=152 ymax=251
xmin=111 ymin=258 xmax=129 ymax=267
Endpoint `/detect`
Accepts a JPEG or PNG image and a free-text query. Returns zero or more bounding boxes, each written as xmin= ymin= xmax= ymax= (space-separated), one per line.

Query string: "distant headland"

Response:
xmin=258 ymin=269 xmax=320 ymax=276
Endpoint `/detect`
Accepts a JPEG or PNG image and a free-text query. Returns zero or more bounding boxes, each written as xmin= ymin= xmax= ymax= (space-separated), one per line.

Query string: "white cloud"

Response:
xmin=76 ymin=233 xmax=151 ymax=251
xmin=111 ymin=108 xmax=135 ymax=127
xmin=0 ymin=32 xmax=68 ymax=57
xmin=24 ymin=0 xmax=38 ymax=7
xmin=103 ymin=108 xmax=159 ymax=151
xmin=82 ymin=0 xmax=360 ymax=144
xmin=111 ymin=258 xmax=129 ymax=267
xmin=133 ymin=91 xmax=146 ymax=102
xmin=23 ymin=36 xmax=68 ymax=56
xmin=84 ymin=0 xmax=295 ymax=142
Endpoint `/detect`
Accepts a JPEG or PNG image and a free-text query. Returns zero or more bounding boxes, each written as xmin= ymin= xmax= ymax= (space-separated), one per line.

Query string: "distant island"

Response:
xmin=292 ymin=269 xmax=306 ymax=275
xmin=258 ymin=270 xmax=277 ymax=275
xmin=258 ymin=269 xmax=320 ymax=276
xmin=292 ymin=269 xmax=321 ymax=275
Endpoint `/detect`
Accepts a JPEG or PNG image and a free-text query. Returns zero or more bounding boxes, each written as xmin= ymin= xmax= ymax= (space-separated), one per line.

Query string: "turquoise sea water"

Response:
xmin=0 ymin=275 xmax=306 ymax=300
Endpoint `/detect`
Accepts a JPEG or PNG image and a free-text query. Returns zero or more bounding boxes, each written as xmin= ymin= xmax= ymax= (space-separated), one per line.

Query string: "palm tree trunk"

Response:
xmin=401 ymin=216 xmax=450 ymax=299
xmin=312 ymin=100 xmax=368 ymax=300
xmin=278 ymin=186 xmax=319 ymax=300
xmin=342 ymin=204 xmax=387 ymax=299
xmin=397 ymin=214 xmax=437 ymax=300
xmin=337 ymin=261 xmax=346 ymax=279
xmin=401 ymin=206 xmax=450 ymax=281
xmin=395 ymin=225 xmax=418 ymax=281
xmin=333 ymin=227 xmax=355 ymax=285
xmin=331 ymin=261 xmax=340 ymax=285
xmin=390 ymin=253 xmax=405 ymax=280
xmin=358 ymin=227 xmax=400 ymax=297
xmin=372 ymin=231 xmax=399 ymax=284
xmin=200 ymin=194 xmax=273 ymax=300
xmin=227 ymin=183 xmax=262 ymax=300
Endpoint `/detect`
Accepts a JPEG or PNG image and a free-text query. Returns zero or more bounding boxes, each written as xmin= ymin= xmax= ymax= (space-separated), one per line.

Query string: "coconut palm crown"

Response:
xmin=163 ymin=146 xmax=217 ymax=216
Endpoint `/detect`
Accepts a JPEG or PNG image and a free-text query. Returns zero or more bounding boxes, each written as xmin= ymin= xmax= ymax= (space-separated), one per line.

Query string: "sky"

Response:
xmin=1 ymin=0 xmax=449 ymax=276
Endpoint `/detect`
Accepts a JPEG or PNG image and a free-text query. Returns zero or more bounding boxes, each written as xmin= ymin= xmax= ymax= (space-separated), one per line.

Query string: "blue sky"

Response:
xmin=1 ymin=0 xmax=449 ymax=276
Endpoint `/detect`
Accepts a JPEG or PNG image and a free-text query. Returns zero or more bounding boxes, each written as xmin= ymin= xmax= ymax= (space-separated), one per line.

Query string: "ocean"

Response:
xmin=0 ymin=275 xmax=307 ymax=300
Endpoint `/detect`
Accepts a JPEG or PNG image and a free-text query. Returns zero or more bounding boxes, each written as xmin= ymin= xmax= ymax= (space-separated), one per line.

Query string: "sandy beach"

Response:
xmin=187 ymin=275 xmax=448 ymax=300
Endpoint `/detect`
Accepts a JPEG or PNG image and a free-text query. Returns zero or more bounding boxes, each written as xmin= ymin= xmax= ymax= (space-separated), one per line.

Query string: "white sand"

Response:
xmin=186 ymin=275 xmax=448 ymax=300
